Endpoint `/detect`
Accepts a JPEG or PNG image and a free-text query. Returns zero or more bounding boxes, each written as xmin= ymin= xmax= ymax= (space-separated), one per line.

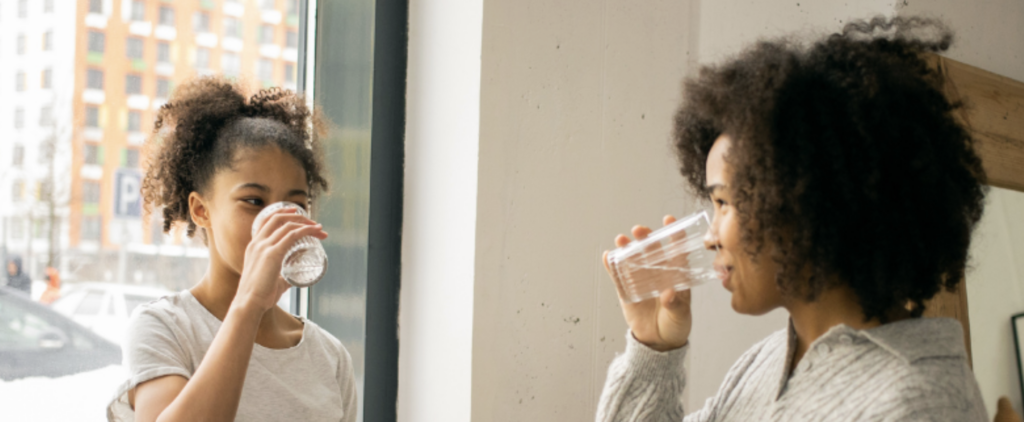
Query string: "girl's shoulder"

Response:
xmin=296 ymin=317 xmax=353 ymax=363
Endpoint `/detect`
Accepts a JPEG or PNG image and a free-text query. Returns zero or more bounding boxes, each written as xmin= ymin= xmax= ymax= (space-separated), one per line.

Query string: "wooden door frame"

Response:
xmin=922 ymin=55 xmax=1024 ymax=365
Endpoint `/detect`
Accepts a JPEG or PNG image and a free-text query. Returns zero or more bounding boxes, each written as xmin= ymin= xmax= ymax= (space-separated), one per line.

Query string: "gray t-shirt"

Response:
xmin=107 ymin=290 xmax=357 ymax=422
xmin=597 ymin=317 xmax=987 ymax=421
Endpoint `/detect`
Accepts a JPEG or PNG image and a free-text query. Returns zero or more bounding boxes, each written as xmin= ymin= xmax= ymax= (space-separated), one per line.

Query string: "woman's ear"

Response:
xmin=188 ymin=192 xmax=212 ymax=229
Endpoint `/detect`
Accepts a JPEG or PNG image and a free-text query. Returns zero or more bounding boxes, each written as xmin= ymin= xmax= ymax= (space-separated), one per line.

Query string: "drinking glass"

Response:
xmin=251 ymin=201 xmax=329 ymax=288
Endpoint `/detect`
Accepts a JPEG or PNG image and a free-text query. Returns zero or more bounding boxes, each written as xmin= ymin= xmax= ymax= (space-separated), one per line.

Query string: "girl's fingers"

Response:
xmin=273 ymin=224 xmax=326 ymax=251
xmin=256 ymin=210 xmax=314 ymax=239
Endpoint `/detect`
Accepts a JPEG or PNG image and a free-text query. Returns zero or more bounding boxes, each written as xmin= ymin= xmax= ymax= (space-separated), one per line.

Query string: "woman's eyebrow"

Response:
xmin=705 ymin=183 xmax=726 ymax=194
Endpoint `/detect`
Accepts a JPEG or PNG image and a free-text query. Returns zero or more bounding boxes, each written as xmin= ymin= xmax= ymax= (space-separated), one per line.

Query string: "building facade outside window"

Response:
xmin=85 ymin=106 xmax=100 ymax=128
xmin=159 ymin=6 xmax=175 ymax=26
xmin=12 ymin=144 xmax=25 ymax=166
xmin=14 ymin=108 xmax=25 ymax=129
xmin=43 ymin=30 xmax=53 ymax=51
xmin=88 ymin=31 xmax=105 ymax=54
xmin=81 ymin=216 xmax=102 ymax=241
xmin=17 ymin=34 xmax=26 ymax=55
xmin=225 ymin=18 xmax=242 ymax=38
xmin=193 ymin=12 xmax=211 ymax=33
xmin=156 ymin=78 xmax=170 ymax=98
xmin=18 ymin=0 xmax=28 ymax=18
xmin=157 ymin=42 xmax=171 ymax=63
xmin=15 ymin=71 xmax=26 ymax=91
xmin=88 ymin=0 xmax=102 ymax=14
xmin=127 ymin=38 xmax=144 ymax=60
xmin=40 ymin=105 xmax=53 ymax=126
xmin=259 ymin=24 xmax=274 ymax=44
xmin=127 ymin=111 xmax=141 ymax=132
xmin=257 ymin=59 xmax=273 ymax=83
xmin=223 ymin=53 xmax=241 ymax=77
xmin=130 ymin=0 xmax=145 ymax=21
xmin=125 ymin=75 xmax=142 ymax=95
xmin=195 ymin=48 xmax=211 ymax=70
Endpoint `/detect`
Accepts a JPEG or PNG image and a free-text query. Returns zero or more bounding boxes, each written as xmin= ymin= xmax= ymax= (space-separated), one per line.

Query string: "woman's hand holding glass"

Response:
xmin=603 ymin=215 xmax=692 ymax=352
xmin=236 ymin=207 xmax=328 ymax=314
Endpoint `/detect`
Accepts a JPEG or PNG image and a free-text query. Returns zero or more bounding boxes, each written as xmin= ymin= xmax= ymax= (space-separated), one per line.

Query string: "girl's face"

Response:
xmin=190 ymin=146 xmax=311 ymax=279
xmin=703 ymin=135 xmax=785 ymax=315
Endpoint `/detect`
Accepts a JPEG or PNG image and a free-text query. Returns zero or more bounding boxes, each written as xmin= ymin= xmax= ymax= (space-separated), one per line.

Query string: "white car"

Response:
xmin=50 ymin=283 xmax=174 ymax=345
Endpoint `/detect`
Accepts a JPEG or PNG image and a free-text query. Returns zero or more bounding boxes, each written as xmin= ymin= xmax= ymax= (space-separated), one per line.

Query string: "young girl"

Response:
xmin=107 ymin=78 xmax=357 ymax=422
xmin=598 ymin=18 xmax=990 ymax=421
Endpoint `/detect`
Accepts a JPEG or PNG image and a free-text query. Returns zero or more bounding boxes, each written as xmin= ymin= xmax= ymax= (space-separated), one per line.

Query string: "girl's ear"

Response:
xmin=188 ymin=192 xmax=212 ymax=229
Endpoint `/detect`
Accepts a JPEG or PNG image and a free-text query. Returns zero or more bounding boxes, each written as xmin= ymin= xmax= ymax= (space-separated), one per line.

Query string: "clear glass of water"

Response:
xmin=606 ymin=210 xmax=717 ymax=303
xmin=251 ymin=201 xmax=329 ymax=288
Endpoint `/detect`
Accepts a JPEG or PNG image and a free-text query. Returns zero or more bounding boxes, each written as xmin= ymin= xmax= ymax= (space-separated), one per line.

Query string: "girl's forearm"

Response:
xmin=156 ymin=302 xmax=263 ymax=422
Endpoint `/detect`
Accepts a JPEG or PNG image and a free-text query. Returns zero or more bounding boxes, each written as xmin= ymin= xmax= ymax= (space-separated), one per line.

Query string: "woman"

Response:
xmin=107 ymin=78 xmax=357 ymax=422
xmin=598 ymin=18 xmax=989 ymax=421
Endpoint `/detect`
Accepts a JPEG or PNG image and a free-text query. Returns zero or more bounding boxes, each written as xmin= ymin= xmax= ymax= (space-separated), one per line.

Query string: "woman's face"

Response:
xmin=191 ymin=146 xmax=311 ymax=279
xmin=703 ymin=135 xmax=785 ymax=315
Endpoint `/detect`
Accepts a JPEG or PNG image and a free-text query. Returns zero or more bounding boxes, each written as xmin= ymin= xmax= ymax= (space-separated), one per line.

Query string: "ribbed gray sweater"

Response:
xmin=596 ymin=318 xmax=987 ymax=421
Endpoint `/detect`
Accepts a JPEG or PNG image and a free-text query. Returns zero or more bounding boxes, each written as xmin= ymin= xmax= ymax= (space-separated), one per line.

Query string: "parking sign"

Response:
xmin=114 ymin=168 xmax=143 ymax=219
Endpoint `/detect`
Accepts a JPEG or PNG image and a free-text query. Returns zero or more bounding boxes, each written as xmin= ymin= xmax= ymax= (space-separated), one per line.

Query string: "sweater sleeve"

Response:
xmin=595 ymin=331 xmax=691 ymax=422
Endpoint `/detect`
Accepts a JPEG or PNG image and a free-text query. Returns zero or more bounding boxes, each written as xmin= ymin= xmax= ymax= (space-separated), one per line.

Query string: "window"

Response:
xmin=87 ymin=68 xmax=104 ymax=90
xmin=88 ymin=31 xmax=105 ymax=54
xmin=38 ymin=142 xmax=52 ymax=164
xmin=158 ymin=6 xmax=174 ymax=26
xmin=17 ymin=34 xmax=26 ymax=55
xmin=127 ymin=111 xmax=141 ymax=132
xmin=17 ymin=0 xmax=27 ymax=18
xmin=88 ymin=0 xmax=102 ymax=14
xmin=125 ymin=74 xmax=142 ymax=95
xmin=195 ymin=48 xmax=211 ymax=70
xmin=11 ymin=180 xmax=24 ymax=202
xmin=127 ymin=38 xmax=144 ymax=59
xmin=40 ymin=105 xmax=53 ymax=126
xmin=157 ymin=42 xmax=171 ymax=63
xmin=44 ymin=0 xmax=54 ymax=13
xmin=81 ymin=216 xmax=102 ymax=241
xmin=15 ymin=71 xmax=26 ymax=92
xmin=156 ymin=78 xmax=170 ymax=98
xmin=286 ymin=30 xmax=298 ymax=49
xmin=222 ymin=53 xmax=240 ymax=77
xmin=42 ymin=68 xmax=52 ymax=89
xmin=12 ymin=144 xmax=25 ymax=166
xmin=284 ymin=63 xmax=295 ymax=84
xmin=257 ymin=59 xmax=273 ymax=83
xmin=261 ymin=0 xmax=276 ymax=10
xmin=14 ymin=108 xmax=25 ymax=129
xmin=43 ymin=30 xmax=53 ymax=51
xmin=125 ymin=148 xmax=140 ymax=167
xmin=83 ymin=181 xmax=101 ymax=204
xmin=287 ymin=0 xmax=300 ymax=16
xmin=193 ymin=12 xmax=210 ymax=33
xmin=9 ymin=218 xmax=25 ymax=239
xmin=259 ymin=24 xmax=274 ymax=44
xmin=84 ymin=144 xmax=99 ymax=165
xmin=224 ymin=18 xmax=242 ymax=38
xmin=130 ymin=0 xmax=145 ymax=21
xmin=85 ymin=106 xmax=99 ymax=128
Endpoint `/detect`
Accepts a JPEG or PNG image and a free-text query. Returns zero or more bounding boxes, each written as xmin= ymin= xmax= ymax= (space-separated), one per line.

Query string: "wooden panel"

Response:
xmin=932 ymin=55 xmax=1024 ymax=192
xmin=922 ymin=55 xmax=1024 ymax=367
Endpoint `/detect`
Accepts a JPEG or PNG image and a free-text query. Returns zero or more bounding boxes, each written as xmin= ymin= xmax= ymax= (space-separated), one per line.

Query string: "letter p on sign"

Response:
xmin=114 ymin=168 xmax=143 ymax=219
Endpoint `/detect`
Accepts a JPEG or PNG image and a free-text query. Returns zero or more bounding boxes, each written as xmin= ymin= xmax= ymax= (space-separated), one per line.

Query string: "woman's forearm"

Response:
xmin=156 ymin=302 xmax=263 ymax=422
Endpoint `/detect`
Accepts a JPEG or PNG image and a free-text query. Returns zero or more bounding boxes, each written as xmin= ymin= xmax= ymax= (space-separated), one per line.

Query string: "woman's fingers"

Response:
xmin=631 ymin=225 xmax=652 ymax=241
xmin=614 ymin=234 xmax=631 ymax=248
xmin=603 ymin=250 xmax=628 ymax=301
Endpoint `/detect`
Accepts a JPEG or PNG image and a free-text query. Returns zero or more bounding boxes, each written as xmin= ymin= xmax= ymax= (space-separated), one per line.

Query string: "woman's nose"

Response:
xmin=703 ymin=226 xmax=719 ymax=251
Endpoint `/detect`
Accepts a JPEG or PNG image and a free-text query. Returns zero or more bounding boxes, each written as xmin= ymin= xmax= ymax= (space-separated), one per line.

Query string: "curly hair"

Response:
xmin=142 ymin=76 xmax=328 ymax=238
xmin=673 ymin=17 xmax=987 ymax=321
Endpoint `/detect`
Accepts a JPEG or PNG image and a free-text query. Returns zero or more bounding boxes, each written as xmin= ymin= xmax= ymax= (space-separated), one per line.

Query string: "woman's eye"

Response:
xmin=715 ymin=199 xmax=728 ymax=208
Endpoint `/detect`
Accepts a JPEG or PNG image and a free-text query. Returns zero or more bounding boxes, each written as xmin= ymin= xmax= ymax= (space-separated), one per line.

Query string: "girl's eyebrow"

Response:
xmin=234 ymin=183 xmax=309 ymax=197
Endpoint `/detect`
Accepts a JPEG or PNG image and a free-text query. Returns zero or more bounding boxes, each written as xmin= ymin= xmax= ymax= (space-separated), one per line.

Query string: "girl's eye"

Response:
xmin=244 ymin=198 xmax=265 ymax=207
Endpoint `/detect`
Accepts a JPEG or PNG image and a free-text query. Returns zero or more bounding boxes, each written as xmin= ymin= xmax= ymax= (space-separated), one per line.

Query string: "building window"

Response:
xmin=17 ymin=34 xmax=26 ymax=55
xmin=15 ymin=71 xmax=26 ymax=92
xmin=38 ymin=142 xmax=52 ymax=164
xmin=125 ymin=148 xmax=140 ymax=168
xmin=83 ymin=181 xmax=101 ymax=204
xmin=258 ymin=59 xmax=273 ymax=83
xmin=156 ymin=78 xmax=170 ymax=98
xmin=127 ymin=111 xmax=142 ymax=132
xmin=40 ymin=105 xmax=53 ymax=126
xmin=259 ymin=24 xmax=274 ymax=44
xmin=126 ymin=74 xmax=142 ymax=95
xmin=81 ymin=216 xmax=102 ymax=241
xmin=84 ymin=144 xmax=100 ymax=165
xmin=44 ymin=0 xmax=54 ymax=13
xmin=88 ymin=31 xmax=105 ymax=54
xmin=87 ymin=68 xmax=104 ymax=90
xmin=85 ymin=106 xmax=100 ymax=128
xmin=287 ymin=0 xmax=300 ymax=16
xmin=88 ymin=0 xmax=103 ymax=14
xmin=127 ymin=37 xmax=144 ymax=59
xmin=261 ymin=0 xmax=276 ymax=10
xmin=130 ymin=0 xmax=145 ymax=21
xmin=17 ymin=0 xmax=27 ymax=18
xmin=224 ymin=18 xmax=242 ymax=38
xmin=43 ymin=30 xmax=53 ymax=51
xmin=159 ymin=6 xmax=175 ymax=26
xmin=12 ymin=180 xmax=24 ymax=202
xmin=195 ymin=48 xmax=211 ymax=70
xmin=42 ymin=68 xmax=52 ymax=89
xmin=286 ymin=30 xmax=298 ymax=49
xmin=12 ymin=144 xmax=25 ymax=166
xmin=284 ymin=63 xmax=295 ymax=84
xmin=157 ymin=42 xmax=171 ymax=63
xmin=193 ymin=12 xmax=211 ymax=33
xmin=14 ymin=108 xmax=25 ymax=129
xmin=222 ymin=53 xmax=240 ymax=77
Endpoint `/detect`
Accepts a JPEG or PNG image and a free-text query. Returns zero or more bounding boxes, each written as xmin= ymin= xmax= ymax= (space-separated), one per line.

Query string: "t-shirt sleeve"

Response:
xmin=336 ymin=343 xmax=359 ymax=422
xmin=107 ymin=304 xmax=193 ymax=421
